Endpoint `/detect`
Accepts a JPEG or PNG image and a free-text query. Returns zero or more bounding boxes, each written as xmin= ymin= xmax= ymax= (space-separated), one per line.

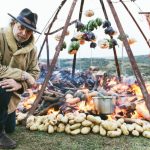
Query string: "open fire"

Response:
xmin=16 ymin=70 xmax=150 ymax=138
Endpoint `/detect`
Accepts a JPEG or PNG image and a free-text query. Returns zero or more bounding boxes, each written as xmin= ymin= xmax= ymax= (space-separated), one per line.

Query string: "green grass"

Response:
xmin=8 ymin=125 xmax=150 ymax=150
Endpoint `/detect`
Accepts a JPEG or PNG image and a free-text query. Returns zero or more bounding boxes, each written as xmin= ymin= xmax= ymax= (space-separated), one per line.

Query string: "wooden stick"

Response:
xmin=27 ymin=0 xmax=78 ymax=119
xmin=139 ymin=12 xmax=150 ymax=14
xmin=47 ymin=20 xmax=77 ymax=35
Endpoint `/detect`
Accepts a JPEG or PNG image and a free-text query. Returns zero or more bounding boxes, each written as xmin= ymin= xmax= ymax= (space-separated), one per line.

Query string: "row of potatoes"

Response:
xmin=16 ymin=112 xmax=150 ymax=138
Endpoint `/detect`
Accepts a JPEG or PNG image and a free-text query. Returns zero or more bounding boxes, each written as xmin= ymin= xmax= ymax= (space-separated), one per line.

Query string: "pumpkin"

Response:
xmin=85 ymin=10 xmax=94 ymax=17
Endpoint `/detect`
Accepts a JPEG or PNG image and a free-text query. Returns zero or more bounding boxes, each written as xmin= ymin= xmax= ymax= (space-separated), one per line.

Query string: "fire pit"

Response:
xmin=16 ymin=70 xmax=150 ymax=139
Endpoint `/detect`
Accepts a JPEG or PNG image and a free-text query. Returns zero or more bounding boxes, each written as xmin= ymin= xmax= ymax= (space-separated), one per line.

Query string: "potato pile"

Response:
xmin=16 ymin=112 xmax=150 ymax=138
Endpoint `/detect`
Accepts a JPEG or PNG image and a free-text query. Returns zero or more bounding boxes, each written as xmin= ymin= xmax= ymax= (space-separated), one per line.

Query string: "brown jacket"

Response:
xmin=0 ymin=25 xmax=40 ymax=113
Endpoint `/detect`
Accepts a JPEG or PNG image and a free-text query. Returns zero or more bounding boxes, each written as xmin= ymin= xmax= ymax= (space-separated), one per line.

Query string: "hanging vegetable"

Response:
xmin=74 ymin=32 xmax=84 ymax=40
xmin=68 ymin=41 xmax=80 ymax=55
xmin=79 ymin=39 xmax=85 ymax=45
xmin=90 ymin=42 xmax=97 ymax=48
xmin=95 ymin=18 xmax=103 ymax=27
xmin=54 ymin=33 xmax=61 ymax=41
xmin=71 ymin=37 xmax=78 ymax=42
xmin=82 ymin=31 xmax=96 ymax=41
xmin=85 ymin=10 xmax=94 ymax=17
xmin=104 ymin=26 xmax=116 ymax=36
xmin=108 ymin=39 xmax=118 ymax=49
xmin=61 ymin=41 xmax=67 ymax=51
xmin=117 ymin=34 xmax=129 ymax=41
xmin=102 ymin=20 xmax=111 ymax=28
xmin=98 ymin=39 xmax=109 ymax=49
xmin=128 ymin=38 xmax=136 ymax=45
xmin=76 ymin=20 xmax=86 ymax=32
xmin=86 ymin=20 xmax=98 ymax=31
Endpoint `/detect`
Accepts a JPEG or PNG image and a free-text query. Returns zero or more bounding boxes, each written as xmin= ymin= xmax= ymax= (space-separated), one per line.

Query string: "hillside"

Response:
xmin=40 ymin=55 xmax=150 ymax=81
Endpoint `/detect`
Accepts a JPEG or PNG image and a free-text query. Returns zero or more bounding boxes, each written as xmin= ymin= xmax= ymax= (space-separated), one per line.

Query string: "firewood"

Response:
xmin=42 ymin=96 xmax=60 ymax=103
xmin=36 ymin=101 xmax=64 ymax=116
xmin=44 ymin=90 xmax=64 ymax=97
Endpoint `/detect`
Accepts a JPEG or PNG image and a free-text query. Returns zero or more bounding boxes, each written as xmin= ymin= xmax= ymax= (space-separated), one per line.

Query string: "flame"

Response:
xmin=130 ymin=84 xmax=142 ymax=99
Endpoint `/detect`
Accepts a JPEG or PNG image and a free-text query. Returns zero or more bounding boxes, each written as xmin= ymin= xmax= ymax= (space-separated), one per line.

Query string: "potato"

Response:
xmin=17 ymin=113 xmax=27 ymax=121
xmin=65 ymin=124 xmax=71 ymax=134
xmin=65 ymin=93 xmax=73 ymax=99
xmin=57 ymin=114 xmax=63 ymax=122
xmin=132 ymin=130 xmax=139 ymax=136
xmin=117 ymin=118 xmax=124 ymax=124
xmin=107 ymin=128 xmax=122 ymax=137
xmin=65 ymin=113 xmax=75 ymax=120
xmin=71 ymin=129 xmax=80 ymax=135
xmin=133 ymin=123 xmax=143 ymax=133
xmin=121 ymin=123 xmax=129 ymax=135
xmin=38 ymin=124 xmax=48 ymax=132
xmin=143 ymin=131 xmax=150 ymax=138
xmin=30 ymin=124 xmax=38 ymax=131
xmin=143 ymin=124 xmax=150 ymax=131
xmin=126 ymin=124 xmax=135 ymax=132
xmin=87 ymin=115 xmax=97 ymax=123
xmin=48 ymin=125 xmax=54 ymax=134
xmin=69 ymin=120 xmax=75 ymax=125
xmin=92 ymin=125 xmax=100 ymax=134
xmin=101 ymin=120 xmax=118 ymax=131
xmin=81 ymin=127 xmax=91 ymax=134
xmin=60 ymin=116 xmax=69 ymax=124
xmin=82 ymin=120 xmax=93 ymax=127
xmin=94 ymin=116 xmax=101 ymax=124
xmin=100 ymin=125 xmax=107 ymax=136
xmin=26 ymin=115 xmax=35 ymax=124
xmin=74 ymin=116 xmax=85 ymax=123
xmin=70 ymin=123 xmax=81 ymax=130
xmin=79 ymin=113 xmax=86 ymax=119
xmin=57 ymin=123 xmax=65 ymax=132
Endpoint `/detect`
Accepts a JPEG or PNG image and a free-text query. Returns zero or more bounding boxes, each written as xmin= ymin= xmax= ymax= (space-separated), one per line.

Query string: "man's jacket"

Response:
xmin=0 ymin=25 xmax=40 ymax=113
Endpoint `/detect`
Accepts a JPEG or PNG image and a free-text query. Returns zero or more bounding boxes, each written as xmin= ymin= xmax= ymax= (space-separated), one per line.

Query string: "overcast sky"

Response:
xmin=0 ymin=0 xmax=150 ymax=59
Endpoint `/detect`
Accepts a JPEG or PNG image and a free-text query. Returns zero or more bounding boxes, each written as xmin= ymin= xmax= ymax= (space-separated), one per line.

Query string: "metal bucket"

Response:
xmin=93 ymin=96 xmax=115 ymax=115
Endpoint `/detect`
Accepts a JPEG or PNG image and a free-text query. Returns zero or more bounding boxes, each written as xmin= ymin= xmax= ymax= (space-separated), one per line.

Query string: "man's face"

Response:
xmin=13 ymin=22 xmax=33 ymax=43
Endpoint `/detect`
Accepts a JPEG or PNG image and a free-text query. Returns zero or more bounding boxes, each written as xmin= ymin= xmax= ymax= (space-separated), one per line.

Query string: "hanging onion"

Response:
xmin=98 ymin=39 xmax=109 ymax=49
xmin=85 ymin=10 xmax=94 ymax=17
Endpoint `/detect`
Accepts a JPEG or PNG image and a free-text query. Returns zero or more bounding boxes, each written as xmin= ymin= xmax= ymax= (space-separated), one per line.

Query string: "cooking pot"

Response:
xmin=93 ymin=96 xmax=115 ymax=115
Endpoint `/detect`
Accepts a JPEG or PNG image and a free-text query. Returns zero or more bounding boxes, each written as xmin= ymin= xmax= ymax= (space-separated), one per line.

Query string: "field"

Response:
xmin=9 ymin=125 xmax=150 ymax=150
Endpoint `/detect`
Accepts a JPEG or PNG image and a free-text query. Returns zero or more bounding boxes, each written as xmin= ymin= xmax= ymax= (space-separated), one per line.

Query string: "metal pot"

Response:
xmin=93 ymin=96 xmax=115 ymax=115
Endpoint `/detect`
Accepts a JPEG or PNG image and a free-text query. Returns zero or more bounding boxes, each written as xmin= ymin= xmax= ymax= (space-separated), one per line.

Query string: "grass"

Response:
xmin=7 ymin=125 xmax=150 ymax=150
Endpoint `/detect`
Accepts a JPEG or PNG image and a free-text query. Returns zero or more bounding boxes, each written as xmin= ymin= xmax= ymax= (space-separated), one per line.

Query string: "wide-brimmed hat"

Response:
xmin=8 ymin=8 xmax=41 ymax=34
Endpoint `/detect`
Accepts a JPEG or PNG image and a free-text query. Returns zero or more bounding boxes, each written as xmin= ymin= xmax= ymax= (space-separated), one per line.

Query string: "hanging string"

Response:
xmin=90 ymin=48 xmax=93 ymax=66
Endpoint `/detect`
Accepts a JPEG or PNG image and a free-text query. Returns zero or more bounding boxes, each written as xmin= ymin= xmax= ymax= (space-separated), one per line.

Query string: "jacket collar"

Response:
xmin=4 ymin=24 xmax=35 ymax=55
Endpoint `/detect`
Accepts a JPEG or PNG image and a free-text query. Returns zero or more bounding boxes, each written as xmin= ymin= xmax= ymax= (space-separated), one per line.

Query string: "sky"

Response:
xmin=0 ymin=0 xmax=150 ymax=59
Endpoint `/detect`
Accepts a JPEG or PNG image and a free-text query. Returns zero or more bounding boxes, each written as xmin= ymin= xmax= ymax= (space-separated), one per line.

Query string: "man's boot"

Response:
xmin=0 ymin=131 xmax=16 ymax=149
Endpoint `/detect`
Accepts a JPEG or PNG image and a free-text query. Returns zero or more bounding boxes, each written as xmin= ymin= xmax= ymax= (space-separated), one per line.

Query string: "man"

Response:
xmin=0 ymin=8 xmax=40 ymax=149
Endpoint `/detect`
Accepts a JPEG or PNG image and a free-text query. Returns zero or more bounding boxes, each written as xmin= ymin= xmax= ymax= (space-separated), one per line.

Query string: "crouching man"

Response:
xmin=0 ymin=8 xmax=40 ymax=149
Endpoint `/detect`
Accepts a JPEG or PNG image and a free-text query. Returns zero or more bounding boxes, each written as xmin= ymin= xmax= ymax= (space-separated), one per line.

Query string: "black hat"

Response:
xmin=8 ymin=8 xmax=41 ymax=34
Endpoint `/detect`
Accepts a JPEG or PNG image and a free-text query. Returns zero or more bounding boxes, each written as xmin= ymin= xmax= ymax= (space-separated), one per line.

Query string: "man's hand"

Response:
xmin=21 ymin=71 xmax=36 ymax=86
xmin=0 ymin=79 xmax=22 ymax=92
